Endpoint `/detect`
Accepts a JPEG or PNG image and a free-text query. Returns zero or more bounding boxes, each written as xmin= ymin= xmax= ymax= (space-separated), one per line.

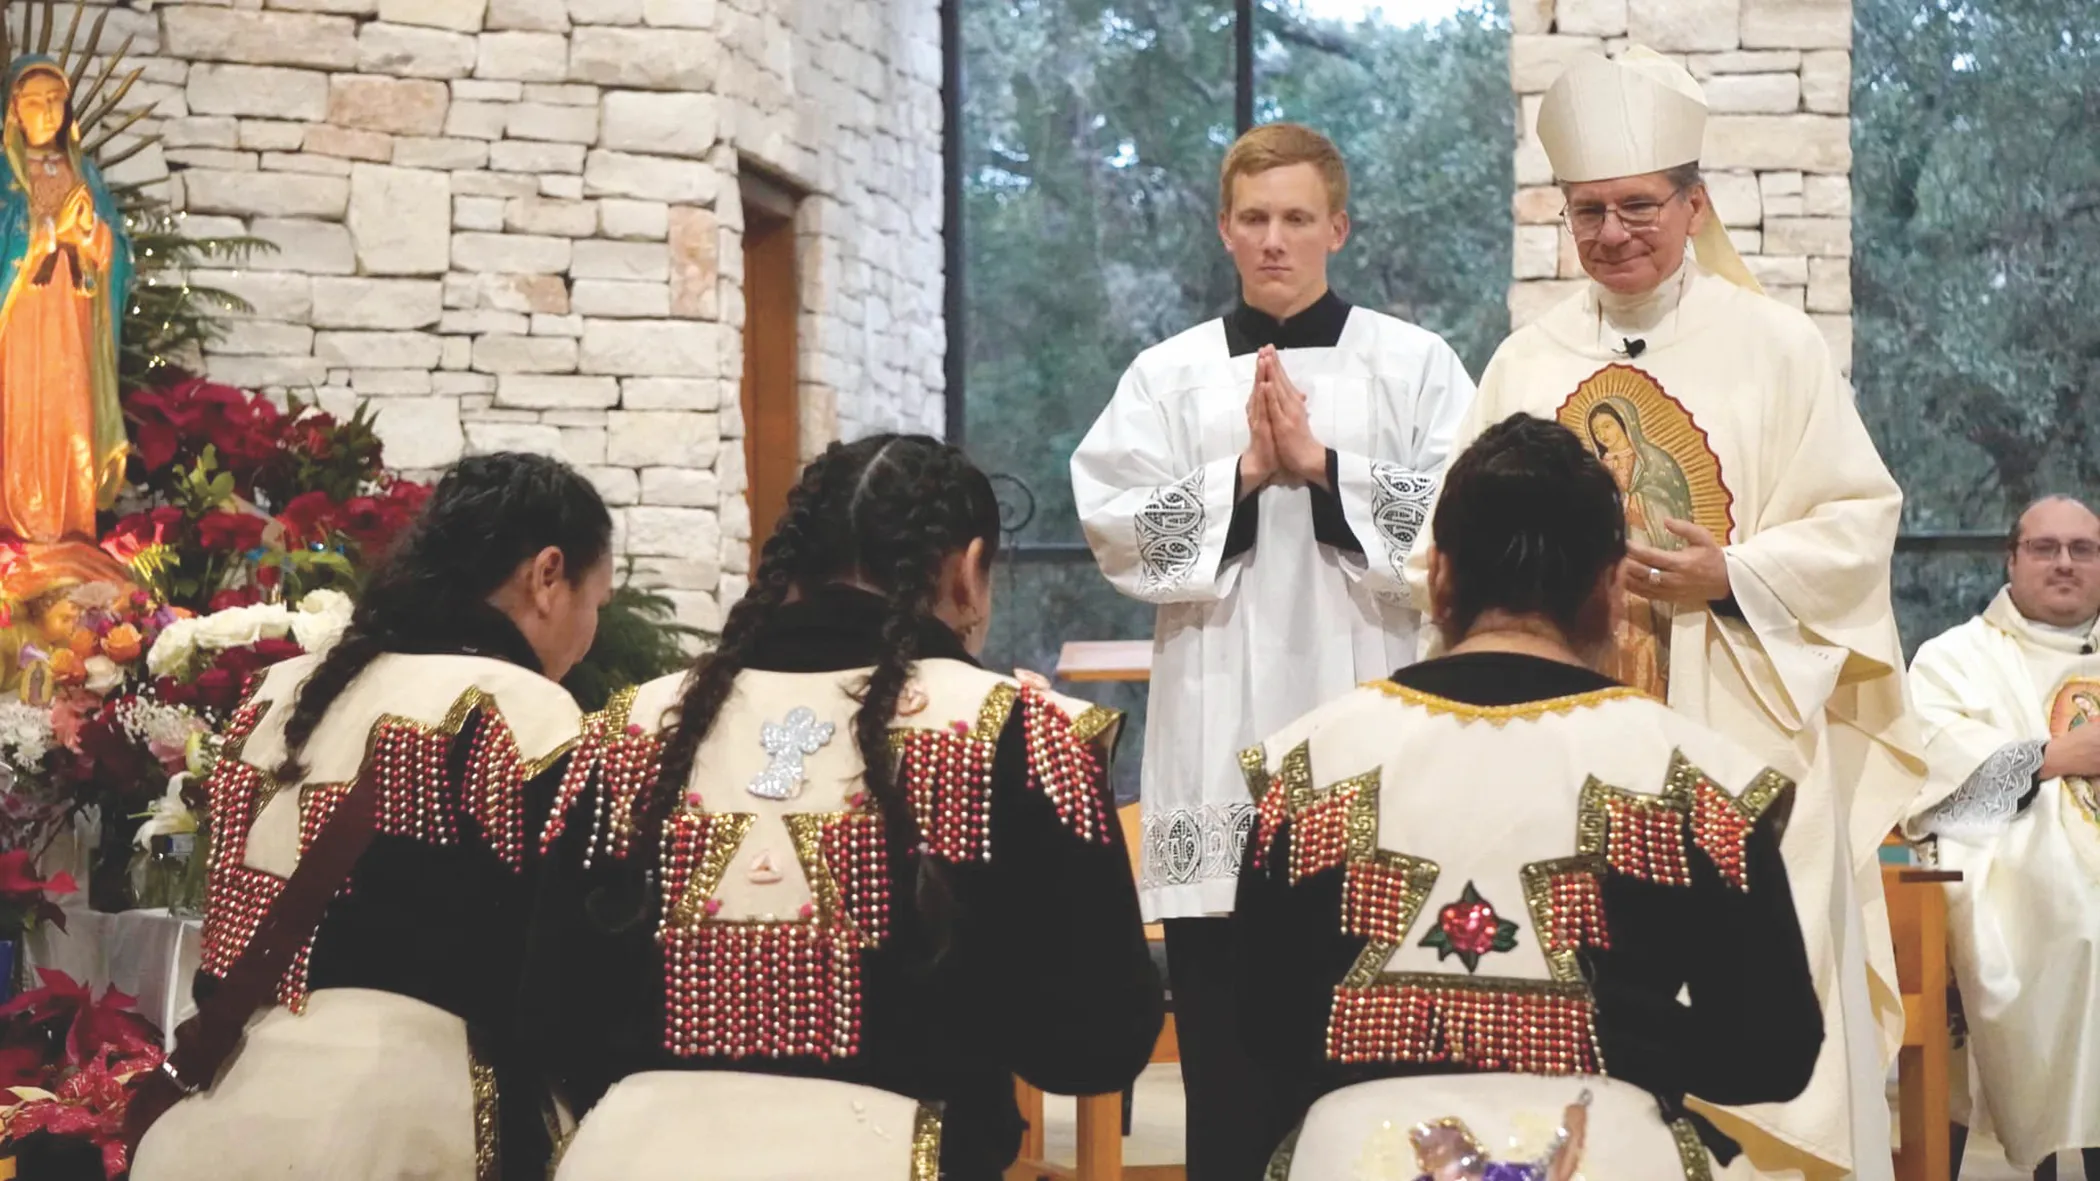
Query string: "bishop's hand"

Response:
xmin=1623 ymin=519 xmax=1732 ymax=606
xmin=1259 ymin=346 xmax=1329 ymax=491
xmin=2043 ymin=723 xmax=2100 ymax=781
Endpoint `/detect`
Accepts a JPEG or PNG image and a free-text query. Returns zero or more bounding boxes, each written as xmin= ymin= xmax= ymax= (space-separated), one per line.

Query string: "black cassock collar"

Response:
xmin=1223 ymin=289 xmax=1352 ymax=357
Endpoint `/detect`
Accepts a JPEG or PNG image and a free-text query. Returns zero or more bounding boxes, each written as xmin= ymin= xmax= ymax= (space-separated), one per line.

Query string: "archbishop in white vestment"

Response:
xmin=1904 ymin=496 xmax=2100 ymax=1174
xmin=1073 ymin=301 xmax=1473 ymax=919
xmin=1405 ymin=48 xmax=1923 ymax=1181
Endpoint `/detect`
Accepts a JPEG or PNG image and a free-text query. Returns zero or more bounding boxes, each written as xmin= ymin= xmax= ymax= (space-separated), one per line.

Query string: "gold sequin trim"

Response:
xmin=1339 ymin=850 xmax=1439 ymax=987
xmin=973 ymin=681 xmax=1019 ymax=741
xmin=667 ymin=812 xmax=754 ymax=928
xmin=467 ymin=1036 xmax=499 ymax=1181
xmin=1670 ymin=1117 xmax=1715 ymax=1181
xmin=1578 ymin=751 xmax=1792 ymax=891
xmin=910 ymin=1103 xmax=943 ymax=1181
xmin=1368 ymin=680 xmax=1646 ymax=726
xmin=1067 ymin=703 xmax=1121 ymax=748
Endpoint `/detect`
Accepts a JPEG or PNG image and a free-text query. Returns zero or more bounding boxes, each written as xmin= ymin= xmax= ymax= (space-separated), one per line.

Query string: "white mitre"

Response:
xmin=1537 ymin=46 xmax=1763 ymax=294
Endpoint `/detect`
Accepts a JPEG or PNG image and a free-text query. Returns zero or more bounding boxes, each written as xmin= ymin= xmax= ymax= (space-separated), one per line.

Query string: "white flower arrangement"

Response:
xmin=144 ymin=588 xmax=352 ymax=679
xmin=0 ymin=700 xmax=55 ymax=768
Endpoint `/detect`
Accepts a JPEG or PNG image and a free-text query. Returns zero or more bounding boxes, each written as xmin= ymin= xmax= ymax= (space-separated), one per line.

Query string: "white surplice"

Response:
xmin=1072 ymin=300 xmax=1475 ymax=920
xmin=1405 ymin=258 xmax=1925 ymax=1181
xmin=1905 ymin=588 xmax=2100 ymax=1170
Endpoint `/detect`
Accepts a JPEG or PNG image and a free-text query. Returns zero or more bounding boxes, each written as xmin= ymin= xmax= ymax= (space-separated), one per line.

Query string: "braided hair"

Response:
xmin=1430 ymin=413 xmax=1628 ymax=650
xmin=273 ymin=453 xmax=613 ymax=782
xmin=646 ymin=434 xmax=1002 ymax=947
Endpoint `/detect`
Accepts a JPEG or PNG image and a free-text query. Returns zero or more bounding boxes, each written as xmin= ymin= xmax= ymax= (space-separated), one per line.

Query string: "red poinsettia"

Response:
xmin=0 ymin=971 xmax=158 ymax=1072
xmin=0 ymin=852 xmax=76 ymax=936
xmin=0 ymin=1041 xmax=162 ymax=1178
xmin=126 ymin=378 xmax=285 ymax=485
xmin=275 ymin=489 xmax=339 ymax=547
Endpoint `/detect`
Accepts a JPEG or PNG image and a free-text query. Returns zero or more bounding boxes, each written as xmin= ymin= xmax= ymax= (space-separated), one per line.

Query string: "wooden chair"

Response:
xmin=1005 ymin=804 xmax=1182 ymax=1181
xmin=1883 ymin=846 xmax=1961 ymax=1181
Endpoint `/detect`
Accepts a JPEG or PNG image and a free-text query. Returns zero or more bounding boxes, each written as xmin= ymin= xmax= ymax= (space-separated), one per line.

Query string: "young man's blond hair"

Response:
xmin=1218 ymin=122 xmax=1349 ymax=214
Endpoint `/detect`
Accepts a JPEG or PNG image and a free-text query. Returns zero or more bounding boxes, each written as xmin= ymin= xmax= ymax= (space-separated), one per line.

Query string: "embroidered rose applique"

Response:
xmin=1420 ymin=881 xmax=1519 ymax=973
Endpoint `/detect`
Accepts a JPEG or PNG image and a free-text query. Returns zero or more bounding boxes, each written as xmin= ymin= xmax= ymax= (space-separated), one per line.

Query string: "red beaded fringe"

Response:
xmin=1343 ymin=857 xmax=1429 ymax=944
xmin=1599 ymin=794 xmax=1690 ymax=887
xmin=1691 ymin=780 xmax=1756 ymax=891
xmin=1019 ymin=689 xmax=1111 ymax=844
xmin=1539 ymin=869 xmax=1610 ymax=952
xmin=543 ymin=705 xmax=663 ymax=863
xmin=1325 ymin=977 xmax=1601 ymax=1074
xmin=660 ymin=922 xmax=864 ymax=1060
xmin=820 ymin=813 xmax=891 ymax=945
xmin=1290 ymin=778 xmax=1369 ymax=883
xmin=898 ymin=729 xmax=998 ymax=862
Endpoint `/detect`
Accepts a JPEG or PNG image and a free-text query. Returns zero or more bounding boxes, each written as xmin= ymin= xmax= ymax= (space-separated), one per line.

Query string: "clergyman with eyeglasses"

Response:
xmin=1402 ymin=46 xmax=1923 ymax=1181
xmin=1904 ymin=495 xmax=2100 ymax=1181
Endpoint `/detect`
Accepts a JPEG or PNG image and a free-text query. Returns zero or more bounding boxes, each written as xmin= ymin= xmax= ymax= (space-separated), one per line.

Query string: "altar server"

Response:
xmin=1071 ymin=121 xmax=1475 ymax=1180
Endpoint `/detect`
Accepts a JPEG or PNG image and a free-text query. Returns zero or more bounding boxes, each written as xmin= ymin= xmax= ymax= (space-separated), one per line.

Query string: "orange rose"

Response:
xmin=49 ymin=649 xmax=83 ymax=682
xmin=67 ymin=629 xmax=96 ymax=659
xmin=102 ymin=623 xmax=143 ymax=663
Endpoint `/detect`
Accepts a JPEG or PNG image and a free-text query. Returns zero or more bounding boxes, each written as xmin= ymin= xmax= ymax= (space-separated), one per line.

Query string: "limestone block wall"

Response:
xmin=97 ymin=0 xmax=944 ymax=631
xmin=1506 ymin=0 xmax=1854 ymax=370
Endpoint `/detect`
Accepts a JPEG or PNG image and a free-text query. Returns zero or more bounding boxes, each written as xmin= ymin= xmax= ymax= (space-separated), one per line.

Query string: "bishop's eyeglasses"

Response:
xmin=2017 ymin=538 xmax=2100 ymax=564
xmin=1562 ymin=187 xmax=1690 ymax=240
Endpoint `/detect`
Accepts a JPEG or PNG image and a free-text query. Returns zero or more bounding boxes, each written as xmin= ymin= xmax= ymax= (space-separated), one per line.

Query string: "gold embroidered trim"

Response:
xmin=667 ymin=812 xmax=754 ymax=928
xmin=1520 ymin=855 xmax=1610 ymax=982
xmin=910 ymin=1103 xmax=944 ymax=1181
xmin=973 ymin=681 xmax=1019 ymax=741
xmin=1577 ymin=751 xmax=1792 ymax=891
xmin=1669 ymin=1117 xmax=1715 ymax=1181
xmin=1287 ymin=767 xmax=1379 ymax=884
xmin=1368 ymin=680 xmax=1647 ymax=726
xmin=467 ymin=1036 xmax=500 ymax=1181
xmin=1338 ymin=849 xmax=1439 ymax=989
xmin=1067 ymin=703 xmax=1121 ymax=748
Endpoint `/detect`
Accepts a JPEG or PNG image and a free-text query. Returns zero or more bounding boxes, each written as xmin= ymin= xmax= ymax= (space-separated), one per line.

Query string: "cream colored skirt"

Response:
xmin=554 ymin=1072 xmax=940 ymax=1181
xmin=131 ymin=988 xmax=485 ymax=1181
xmin=1274 ymin=1073 xmax=1737 ymax=1181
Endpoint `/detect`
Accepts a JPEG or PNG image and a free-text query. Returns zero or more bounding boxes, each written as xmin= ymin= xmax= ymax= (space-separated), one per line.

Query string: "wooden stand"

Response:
xmin=1886 ymin=864 xmax=1960 ymax=1181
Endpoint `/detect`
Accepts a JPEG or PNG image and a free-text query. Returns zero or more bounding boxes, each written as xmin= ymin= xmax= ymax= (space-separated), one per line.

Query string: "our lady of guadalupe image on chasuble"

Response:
xmin=2048 ymin=678 xmax=2100 ymax=833
xmin=1556 ymin=366 xmax=1734 ymax=700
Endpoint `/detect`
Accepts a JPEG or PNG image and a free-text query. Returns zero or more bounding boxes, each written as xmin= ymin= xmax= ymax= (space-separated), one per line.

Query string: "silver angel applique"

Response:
xmin=746 ymin=707 xmax=837 ymax=801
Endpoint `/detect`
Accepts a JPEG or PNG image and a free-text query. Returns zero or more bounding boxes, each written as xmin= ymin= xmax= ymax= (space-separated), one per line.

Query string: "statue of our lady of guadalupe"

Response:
xmin=0 ymin=53 xmax=132 ymax=547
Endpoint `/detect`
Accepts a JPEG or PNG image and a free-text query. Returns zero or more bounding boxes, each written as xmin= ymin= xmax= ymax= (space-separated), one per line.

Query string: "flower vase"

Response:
xmin=89 ymin=807 xmax=143 ymax=913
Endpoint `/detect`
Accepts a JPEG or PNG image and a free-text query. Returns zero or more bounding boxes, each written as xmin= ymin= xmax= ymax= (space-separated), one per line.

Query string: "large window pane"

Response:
xmin=1255 ymin=0 xmax=1514 ymax=373
xmin=980 ymin=560 xmax=1156 ymax=801
xmin=1854 ymin=1 xmax=2100 ymax=539
xmin=961 ymin=0 xmax=1239 ymax=544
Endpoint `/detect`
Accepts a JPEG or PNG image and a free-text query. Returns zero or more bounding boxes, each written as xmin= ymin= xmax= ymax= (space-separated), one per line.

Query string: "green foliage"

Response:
xmin=563 ymin=579 xmax=711 ymax=712
xmin=1852 ymin=0 xmax=2100 ymax=646
xmin=116 ymin=199 xmax=277 ymax=389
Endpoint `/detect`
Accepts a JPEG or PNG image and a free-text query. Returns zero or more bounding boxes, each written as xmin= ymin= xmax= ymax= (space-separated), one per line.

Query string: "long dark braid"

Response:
xmin=273 ymin=453 xmax=613 ymax=782
xmin=645 ymin=434 xmax=1002 ymax=947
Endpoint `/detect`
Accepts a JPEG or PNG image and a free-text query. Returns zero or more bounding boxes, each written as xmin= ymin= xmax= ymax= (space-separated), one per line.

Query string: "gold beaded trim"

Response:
xmin=1577 ymin=751 xmax=1793 ymax=890
xmin=1669 ymin=1116 xmax=1716 ymax=1181
xmin=910 ymin=1103 xmax=943 ymax=1181
xmin=467 ymin=1033 xmax=500 ymax=1181
xmin=785 ymin=810 xmax=852 ymax=929
xmin=1368 ymin=680 xmax=1647 ymax=726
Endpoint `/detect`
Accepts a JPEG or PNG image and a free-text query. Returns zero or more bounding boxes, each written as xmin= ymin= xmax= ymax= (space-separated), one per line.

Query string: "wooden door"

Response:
xmin=740 ymin=183 xmax=800 ymax=571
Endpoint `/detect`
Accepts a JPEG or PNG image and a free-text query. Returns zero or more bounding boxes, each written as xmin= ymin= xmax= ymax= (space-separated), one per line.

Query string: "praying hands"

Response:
xmin=1239 ymin=345 xmax=1330 ymax=497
